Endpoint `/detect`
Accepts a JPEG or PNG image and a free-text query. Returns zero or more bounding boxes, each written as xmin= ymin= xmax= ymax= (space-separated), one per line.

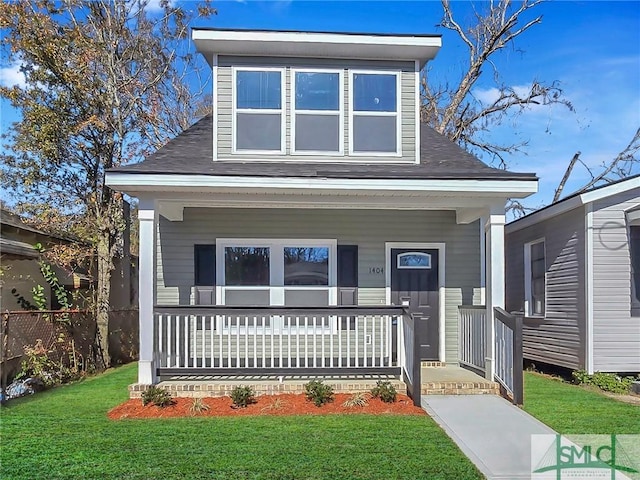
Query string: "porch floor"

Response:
xmin=421 ymin=365 xmax=498 ymax=395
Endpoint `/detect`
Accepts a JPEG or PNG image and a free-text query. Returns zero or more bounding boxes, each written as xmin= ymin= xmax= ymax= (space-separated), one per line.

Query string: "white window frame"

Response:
xmin=524 ymin=238 xmax=546 ymax=317
xmin=397 ymin=252 xmax=432 ymax=269
xmin=348 ymin=69 xmax=402 ymax=157
xmin=216 ymin=238 xmax=337 ymax=307
xmin=232 ymin=66 xmax=286 ymax=155
xmin=291 ymin=68 xmax=344 ymax=156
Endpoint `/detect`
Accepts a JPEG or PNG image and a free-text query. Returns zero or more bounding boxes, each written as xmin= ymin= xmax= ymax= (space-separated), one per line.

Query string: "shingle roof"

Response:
xmin=110 ymin=115 xmax=536 ymax=181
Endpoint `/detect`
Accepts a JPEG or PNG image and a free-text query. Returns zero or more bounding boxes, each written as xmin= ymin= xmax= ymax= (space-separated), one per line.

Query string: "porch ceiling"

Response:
xmin=153 ymin=189 xmax=514 ymax=224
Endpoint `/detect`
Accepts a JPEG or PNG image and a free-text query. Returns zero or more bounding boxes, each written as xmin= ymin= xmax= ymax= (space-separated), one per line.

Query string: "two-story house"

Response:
xmin=105 ymin=28 xmax=538 ymax=397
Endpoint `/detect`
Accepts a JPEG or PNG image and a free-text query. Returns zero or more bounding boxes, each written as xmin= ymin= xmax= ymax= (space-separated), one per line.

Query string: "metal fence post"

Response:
xmin=1 ymin=311 xmax=9 ymax=403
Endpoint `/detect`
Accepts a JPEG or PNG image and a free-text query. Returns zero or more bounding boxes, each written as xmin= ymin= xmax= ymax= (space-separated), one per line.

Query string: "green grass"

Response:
xmin=0 ymin=364 xmax=482 ymax=480
xmin=523 ymin=372 xmax=640 ymax=434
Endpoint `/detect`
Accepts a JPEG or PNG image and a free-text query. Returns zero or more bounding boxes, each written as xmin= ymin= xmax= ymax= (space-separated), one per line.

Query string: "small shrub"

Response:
xmin=572 ymin=370 xmax=634 ymax=394
xmin=189 ymin=398 xmax=210 ymax=415
xmin=342 ymin=392 xmax=370 ymax=408
xmin=304 ymin=380 xmax=334 ymax=407
xmin=141 ymin=386 xmax=174 ymax=407
xmin=261 ymin=397 xmax=287 ymax=413
xmin=371 ymin=380 xmax=397 ymax=403
xmin=572 ymin=370 xmax=591 ymax=385
xmin=230 ymin=385 xmax=256 ymax=408
xmin=591 ymin=372 xmax=634 ymax=394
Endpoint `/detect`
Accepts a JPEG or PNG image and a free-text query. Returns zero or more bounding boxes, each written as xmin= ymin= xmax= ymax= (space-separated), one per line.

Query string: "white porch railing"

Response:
xmin=458 ymin=305 xmax=524 ymax=405
xmin=458 ymin=305 xmax=486 ymax=373
xmin=153 ymin=306 xmax=405 ymax=375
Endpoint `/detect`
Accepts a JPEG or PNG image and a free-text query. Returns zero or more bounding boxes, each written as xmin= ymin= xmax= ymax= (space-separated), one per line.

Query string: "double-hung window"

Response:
xmin=525 ymin=239 xmax=546 ymax=317
xmin=292 ymin=69 xmax=343 ymax=154
xmin=350 ymin=71 xmax=400 ymax=155
xmin=233 ymin=67 xmax=285 ymax=153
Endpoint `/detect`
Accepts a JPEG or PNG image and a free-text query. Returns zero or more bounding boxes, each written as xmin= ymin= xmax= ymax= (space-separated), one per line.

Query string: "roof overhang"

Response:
xmin=192 ymin=28 xmax=442 ymax=67
xmin=105 ymin=172 xmax=538 ymax=224
xmin=506 ymin=175 xmax=639 ymax=233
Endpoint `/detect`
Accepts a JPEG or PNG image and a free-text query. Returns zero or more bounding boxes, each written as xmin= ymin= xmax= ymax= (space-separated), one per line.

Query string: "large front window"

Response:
xmin=217 ymin=240 xmax=336 ymax=307
xmin=292 ymin=70 xmax=342 ymax=154
xmin=350 ymin=71 xmax=400 ymax=155
xmin=234 ymin=68 xmax=284 ymax=153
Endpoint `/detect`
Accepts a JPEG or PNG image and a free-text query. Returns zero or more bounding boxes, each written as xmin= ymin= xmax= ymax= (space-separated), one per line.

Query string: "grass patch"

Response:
xmin=524 ymin=372 xmax=640 ymax=434
xmin=1 ymin=363 xmax=482 ymax=480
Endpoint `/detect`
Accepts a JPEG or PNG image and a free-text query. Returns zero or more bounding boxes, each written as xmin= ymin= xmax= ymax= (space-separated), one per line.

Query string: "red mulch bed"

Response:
xmin=108 ymin=393 xmax=425 ymax=419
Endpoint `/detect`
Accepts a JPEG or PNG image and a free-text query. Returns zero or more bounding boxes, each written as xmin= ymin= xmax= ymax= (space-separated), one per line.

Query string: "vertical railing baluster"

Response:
xmin=354 ymin=314 xmax=359 ymax=368
xmin=312 ymin=316 xmax=317 ymax=368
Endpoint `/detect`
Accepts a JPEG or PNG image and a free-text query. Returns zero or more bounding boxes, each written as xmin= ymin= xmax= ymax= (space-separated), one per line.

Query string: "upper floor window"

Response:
xmin=292 ymin=70 xmax=343 ymax=154
xmin=525 ymin=239 xmax=546 ymax=317
xmin=350 ymin=71 xmax=400 ymax=156
xmin=233 ymin=67 xmax=285 ymax=153
xmin=629 ymin=223 xmax=640 ymax=315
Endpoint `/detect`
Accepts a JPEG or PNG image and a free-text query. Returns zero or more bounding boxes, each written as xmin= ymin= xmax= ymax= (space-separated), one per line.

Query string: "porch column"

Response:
xmin=484 ymin=209 xmax=506 ymax=380
xmin=138 ymin=198 xmax=157 ymax=385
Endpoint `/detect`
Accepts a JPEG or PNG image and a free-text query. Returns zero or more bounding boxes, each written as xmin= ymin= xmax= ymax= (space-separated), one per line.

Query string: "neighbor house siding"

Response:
xmin=156 ymin=208 xmax=481 ymax=363
xmin=505 ymin=208 xmax=586 ymax=370
xmin=216 ymin=56 xmax=416 ymax=163
xmin=591 ymin=188 xmax=640 ymax=372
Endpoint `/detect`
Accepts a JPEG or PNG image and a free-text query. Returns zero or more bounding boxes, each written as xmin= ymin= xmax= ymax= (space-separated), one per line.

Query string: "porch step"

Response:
xmin=130 ymin=375 xmax=406 ymax=399
xmin=421 ymin=381 xmax=499 ymax=395
xmin=421 ymin=365 xmax=499 ymax=395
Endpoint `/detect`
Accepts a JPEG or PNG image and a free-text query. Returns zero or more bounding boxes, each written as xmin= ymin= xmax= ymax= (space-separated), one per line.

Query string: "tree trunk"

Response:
xmin=96 ymin=232 xmax=113 ymax=369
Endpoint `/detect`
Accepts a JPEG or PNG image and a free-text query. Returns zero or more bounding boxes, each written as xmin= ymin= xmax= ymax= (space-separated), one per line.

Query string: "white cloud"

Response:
xmin=0 ymin=62 xmax=26 ymax=89
xmin=473 ymin=87 xmax=501 ymax=105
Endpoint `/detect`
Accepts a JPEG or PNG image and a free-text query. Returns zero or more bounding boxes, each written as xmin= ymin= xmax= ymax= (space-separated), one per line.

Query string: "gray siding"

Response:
xmin=506 ymin=208 xmax=586 ymax=370
xmin=156 ymin=208 xmax=482 ymax=363
xmin=591 ymin=188 xmax=640 ymax=372
xmin=216 ymin=56 xmax=416 ymax=163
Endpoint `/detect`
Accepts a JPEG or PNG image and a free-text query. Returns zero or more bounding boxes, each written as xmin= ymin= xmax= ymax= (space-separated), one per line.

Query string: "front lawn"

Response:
xmin=524 ymin=371 xmax=640 ymax=434
xmin=0 ymin=363 xmax=482 ymax=480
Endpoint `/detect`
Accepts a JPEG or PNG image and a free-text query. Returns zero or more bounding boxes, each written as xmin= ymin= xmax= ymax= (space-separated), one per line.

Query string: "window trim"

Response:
xmin=524 ymin=238 xmax=546 ymax=318
xmin=232 ymin=66 xmax=286 ymax=155
xmin=627 ymin=209 xmax=640 ymax=316
xmin=348 ymin=69 xmax=402 ymax=157
xmin=397 ymin=252 xmax=432 ymax=269
xmin=291 ymin=68 xmax=344 ymax=156
xmin=215 ymin=238 xmax=337 ymax=307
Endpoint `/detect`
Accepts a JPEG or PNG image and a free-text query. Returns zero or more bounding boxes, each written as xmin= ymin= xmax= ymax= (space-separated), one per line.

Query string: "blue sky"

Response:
xmin=1 ymin=0 xmax=639 ymax=211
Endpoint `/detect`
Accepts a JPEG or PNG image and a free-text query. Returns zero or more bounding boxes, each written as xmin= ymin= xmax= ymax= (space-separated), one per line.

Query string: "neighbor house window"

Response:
xmin=292 ymin=70 xmax=343 ymax=154
xmin=630 ymin=226 xmax=640 ymax=309
xmin=350 ymin=71 xmax=400 ymax=155
xmin=234 ymin=68 xmax=284 ymax=153
xmin=525 ymin=239 xmax=546 ymax=316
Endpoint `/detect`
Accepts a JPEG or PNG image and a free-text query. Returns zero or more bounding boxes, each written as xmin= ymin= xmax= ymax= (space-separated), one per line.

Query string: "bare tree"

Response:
xmin=0 ymin=0 xmax=214 ymax=368
xmin=553 ymin=128 xmax=640 ymax=201
xmin=422 ymin=0 xmax=573 ymax=166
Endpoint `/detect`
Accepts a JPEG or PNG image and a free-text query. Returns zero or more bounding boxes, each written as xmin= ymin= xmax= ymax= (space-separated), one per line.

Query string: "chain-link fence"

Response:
xmin=0 ymin=309 xmax=138 ymax=390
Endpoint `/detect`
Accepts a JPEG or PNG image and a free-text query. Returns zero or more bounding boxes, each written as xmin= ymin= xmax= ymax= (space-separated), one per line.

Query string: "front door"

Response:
xmin=391 ymin=248 xmax=439 ymax=361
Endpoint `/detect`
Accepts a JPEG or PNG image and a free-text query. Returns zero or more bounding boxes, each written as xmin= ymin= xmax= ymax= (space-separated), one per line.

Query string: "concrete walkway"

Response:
xmin=422 ymin=395 xmax=555 ymax=480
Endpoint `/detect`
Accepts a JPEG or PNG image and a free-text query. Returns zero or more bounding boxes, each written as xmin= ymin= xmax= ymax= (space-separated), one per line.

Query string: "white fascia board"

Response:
xmin=192 ymin=29 xmax=441 ymax=66
xmin=506 ymin=176 xmax=640 ymax=234
xmin=105 ymin=172 xmax=538 ymax=197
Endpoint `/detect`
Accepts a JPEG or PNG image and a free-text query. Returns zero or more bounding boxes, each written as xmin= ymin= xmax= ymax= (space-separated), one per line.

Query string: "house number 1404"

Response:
xmin=369 ymin=267 xmax=383 ymax=274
